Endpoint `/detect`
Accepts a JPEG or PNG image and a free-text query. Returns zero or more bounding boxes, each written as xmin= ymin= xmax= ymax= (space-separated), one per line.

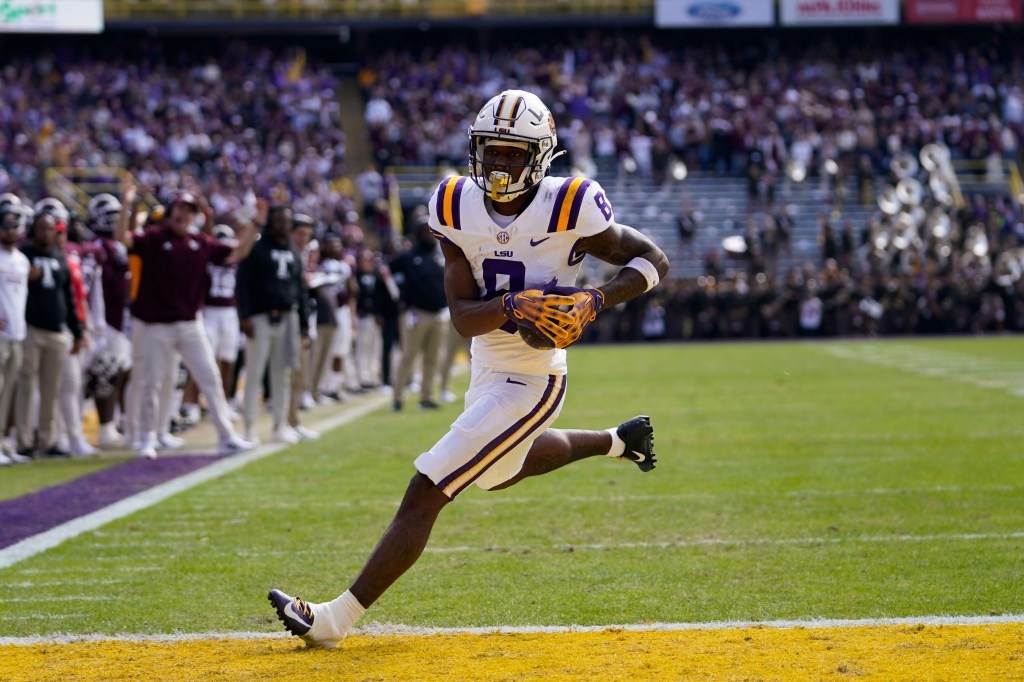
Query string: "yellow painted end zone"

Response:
xmin=1 ymin=624 xmax=1022 ymax=681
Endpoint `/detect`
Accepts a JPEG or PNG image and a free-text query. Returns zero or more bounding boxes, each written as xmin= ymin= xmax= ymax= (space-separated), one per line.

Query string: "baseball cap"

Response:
xmin=169 ymin=191 xmax=199 ymax=210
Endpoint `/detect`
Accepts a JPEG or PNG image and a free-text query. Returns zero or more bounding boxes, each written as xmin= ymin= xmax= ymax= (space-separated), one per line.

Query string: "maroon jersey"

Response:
xmin=93 ymin=237 xmax=131 ymax=332
xmin=131 ymin=225 xmax=232 ymax=324
xmin=205 ymin=262 xmax=237 ymax=307
xmin=69 ymin=241 xmax=104 ymax=299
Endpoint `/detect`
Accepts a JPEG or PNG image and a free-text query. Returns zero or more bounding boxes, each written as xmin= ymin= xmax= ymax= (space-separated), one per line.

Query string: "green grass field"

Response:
xmin=1 ymin=337 xmax=1022 ymax=637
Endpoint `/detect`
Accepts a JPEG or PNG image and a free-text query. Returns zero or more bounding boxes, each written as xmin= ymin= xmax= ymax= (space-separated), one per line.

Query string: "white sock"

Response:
xmin=309 ymin=590 xmax=366 ymax=641
xmin=604 ymin=428 xmax=625 ymax=458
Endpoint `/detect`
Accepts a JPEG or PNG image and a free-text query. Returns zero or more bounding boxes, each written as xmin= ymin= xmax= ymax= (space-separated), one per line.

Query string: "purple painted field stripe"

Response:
xmin=0 ymin=455 xmax=220 ymax=549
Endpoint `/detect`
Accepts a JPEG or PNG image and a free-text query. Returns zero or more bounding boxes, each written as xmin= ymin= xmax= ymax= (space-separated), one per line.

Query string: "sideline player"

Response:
xmin=270 ymin=89 xmax=668 ymax=647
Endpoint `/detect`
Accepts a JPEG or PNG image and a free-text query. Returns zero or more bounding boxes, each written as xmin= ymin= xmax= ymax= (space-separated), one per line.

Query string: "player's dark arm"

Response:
xmin=440 ymin=239 xmax=506 ymax=338
xmin=577 ymin=223 xmax=670 ymax=307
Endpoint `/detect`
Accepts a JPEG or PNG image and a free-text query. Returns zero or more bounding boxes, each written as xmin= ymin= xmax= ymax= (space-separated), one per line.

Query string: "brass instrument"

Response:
xmin=890 ymin=152 xmax=919 ymax=179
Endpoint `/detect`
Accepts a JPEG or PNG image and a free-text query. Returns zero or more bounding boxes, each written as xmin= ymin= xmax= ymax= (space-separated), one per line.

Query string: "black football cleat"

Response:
xmin=268 ymin=589 xmax=314 ymax=637
xmin=616 ymin=415 xmax=656 ymax=472
xmin=268 ymin=589 xmax=344 ymax=648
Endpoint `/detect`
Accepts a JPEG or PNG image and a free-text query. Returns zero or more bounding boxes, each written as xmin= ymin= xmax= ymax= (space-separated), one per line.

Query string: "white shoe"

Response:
xmin=70 ymin=439 xmax=98 ymax=458
xmin=293 ymin=425 xmax=320 ymax=441
xmin=7 ymin=451 xmax=31 ymax=464
xmin=272 ymin=425 xmax=300 ymax=444
xmin=315 ymin=394 xmax=335 ymax=406
xmin=182 ymin=404 xmax=201 ymax=424
xmin=0 ymin=451 xmax=11 ymax=465
xmin=158 ymin=433 xmax=186 ymax=450
xmin=244 ymin=428 xmax=260 ymax=445
xmin=97 ymin=424 xmax=125 ymax=449
xmin=138 ymin=438 xmax=157 ymax=458
xmin=219 ymin=435 xmax=254 ymax=455
xmin=299 ymin=392 xmax=315 ymax=410
xmin=440 ymin=390 xmax=457 ymax=404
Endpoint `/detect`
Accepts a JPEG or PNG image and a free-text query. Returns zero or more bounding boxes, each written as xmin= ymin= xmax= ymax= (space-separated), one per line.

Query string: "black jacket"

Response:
xmin=235 ymin=233 xmax=309 ymax=332
xmin=20 ymin=243 xmax=82 ymax=339
xmin=389 ymin=244 xmax=446 ymax=312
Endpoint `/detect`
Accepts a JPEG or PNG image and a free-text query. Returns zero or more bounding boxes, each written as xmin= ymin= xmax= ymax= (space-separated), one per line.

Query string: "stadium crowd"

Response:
xmin=0 ymin=40 xmax=353 ymax=224
xmin=360 ymin=29 xmax=1024 ymax=340
xmin=1 ymin=30 xmax=1023 ymax=465
xmin=359 ymin=30 xmax=1023 ymax=179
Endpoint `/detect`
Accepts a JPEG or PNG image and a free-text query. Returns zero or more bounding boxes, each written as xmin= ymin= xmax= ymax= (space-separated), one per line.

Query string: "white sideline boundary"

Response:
xmin=0 ymin=395 xmax=389 ymax=570
xmin=1 ymin=614 xmax=1023 ymax=646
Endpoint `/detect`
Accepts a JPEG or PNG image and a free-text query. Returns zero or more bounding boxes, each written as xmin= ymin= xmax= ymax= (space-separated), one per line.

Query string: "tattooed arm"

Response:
xmin=576 ymin=223 xmax=670 ymax=308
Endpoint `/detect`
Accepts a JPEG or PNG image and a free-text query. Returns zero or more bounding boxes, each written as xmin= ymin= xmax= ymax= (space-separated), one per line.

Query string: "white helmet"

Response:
xmin=34 ymin=197 xmax=70 ymax=224
xmin=87 ymin=193 xmax=122 ymax=233
xmin=468 ymin=89 xmax=562 ymax=202
xmin=0 ymin=194 xmax=33 ymax=233
xmin=0 ymin=193 xmax=21 ymax=212
xmin=212 ymin=223 xmax=237 ymax=246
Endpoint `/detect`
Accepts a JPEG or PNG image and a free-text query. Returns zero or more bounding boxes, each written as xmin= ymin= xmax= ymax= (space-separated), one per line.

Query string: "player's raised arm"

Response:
xmin=439 ymin=239 xmax=507 ymax=337
xmin=576 ymin=223 xmax=669 ymax=309
xmin=113 ymin=174 xmax=138 ymax=250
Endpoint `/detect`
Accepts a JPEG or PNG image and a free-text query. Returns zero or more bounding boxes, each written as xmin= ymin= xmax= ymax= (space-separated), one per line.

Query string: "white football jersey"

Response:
xmin=428 ymin=175 xmax=615 ymax=375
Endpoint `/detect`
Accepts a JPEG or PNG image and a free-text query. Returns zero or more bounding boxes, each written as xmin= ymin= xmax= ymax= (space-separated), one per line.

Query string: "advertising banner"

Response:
xmin=0 ymin=0 xmax=104 ymax=33
xmin=655 ymin=0 xmax=775 ymax=27
xmin=779 ymin=0 xmax=900 ymax=25
xmin=905 ymin=0 xmax=1021 ymax=23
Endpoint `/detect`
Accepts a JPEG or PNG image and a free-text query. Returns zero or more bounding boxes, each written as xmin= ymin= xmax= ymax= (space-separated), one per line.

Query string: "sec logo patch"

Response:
xmin=497 ymin=232 xmax=510 ymax=244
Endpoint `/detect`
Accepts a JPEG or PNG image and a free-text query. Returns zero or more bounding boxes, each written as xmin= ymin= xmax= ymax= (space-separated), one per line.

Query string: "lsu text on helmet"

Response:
xmin=468 ymin=89 xmax=564 ymax=203
xmin=87 ymin=193 xmax=123 ymax=233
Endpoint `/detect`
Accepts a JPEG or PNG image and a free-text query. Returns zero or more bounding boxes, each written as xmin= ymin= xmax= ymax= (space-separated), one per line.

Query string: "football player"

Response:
xmin=270 ymin=89 xmax=668 ymax=648
xmin=86 ymin=191 xmax=133 ymax=448
xmin=181 ymin=224 xmax=241 ymax=426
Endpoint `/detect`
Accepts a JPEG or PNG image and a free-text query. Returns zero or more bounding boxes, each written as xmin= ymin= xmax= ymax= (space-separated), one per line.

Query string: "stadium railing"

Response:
xmin=104 ymin=0 xmax=652 ymax=20
xmin=45 ymin=167 xmax=159 ymax=217
xmin=951 ymin=158 xmax=1022 ymax=206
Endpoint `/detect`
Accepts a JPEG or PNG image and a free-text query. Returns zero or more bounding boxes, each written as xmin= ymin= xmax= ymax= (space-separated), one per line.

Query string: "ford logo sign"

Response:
xmin=687 ymin=2 xmax=741 ymax=20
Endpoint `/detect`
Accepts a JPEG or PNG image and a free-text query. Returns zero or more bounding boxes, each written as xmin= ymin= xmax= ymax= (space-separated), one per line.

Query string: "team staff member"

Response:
xmin=389 ymin=218 xmax=448 ymax=411
xmin=0 ymin=205 xmax=31 ymax=464
xmin=236 ymin=205 xmax=311 ymax=445
xmin=16 ymin=213 xmax=85 ymax=457
xmin=115 ymin=178 xmax=257 ymax=459
xmin=284 ymin=214 xmax=320 ymax=441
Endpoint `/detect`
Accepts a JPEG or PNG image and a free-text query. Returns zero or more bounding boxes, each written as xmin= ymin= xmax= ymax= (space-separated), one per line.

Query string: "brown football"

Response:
xmin=518 ymin=325 xmax=555 ymax=350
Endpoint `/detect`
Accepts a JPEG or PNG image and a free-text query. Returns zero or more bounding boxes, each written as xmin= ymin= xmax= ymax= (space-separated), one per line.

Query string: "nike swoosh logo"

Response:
xmin=630 ymin=450 xmax=647 ymax=463
xmin=529 ymin=237 xmax=550 ymax=247
xmin=283 ymin=602 xmax=313 ymax=631
xmin=506 ymin=378 xmax=527 ymax=386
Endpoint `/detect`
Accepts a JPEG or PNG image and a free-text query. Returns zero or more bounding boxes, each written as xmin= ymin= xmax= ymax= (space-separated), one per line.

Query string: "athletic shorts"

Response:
xmin=414 ymin=366 xmax=567 ymax=499
xmin=202 ymin=306 xmax=240 ymax=362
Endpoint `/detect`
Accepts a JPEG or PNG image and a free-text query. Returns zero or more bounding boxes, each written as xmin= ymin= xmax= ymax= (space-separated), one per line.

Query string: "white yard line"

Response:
xmin=0 ymin=395 xmax=389 ymax=571
xmin=423 ymin=531 xmax=1024 ymax=554
xmin=52 ymin=530 xmax=1024 ymax=562
xmin=823 ymin=343 xmax=1024 ymax=397
xmin=0 ymin=579 xmax=126 ymax=588
xmin=1 ymin=614 xmax=1022 ymax=645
